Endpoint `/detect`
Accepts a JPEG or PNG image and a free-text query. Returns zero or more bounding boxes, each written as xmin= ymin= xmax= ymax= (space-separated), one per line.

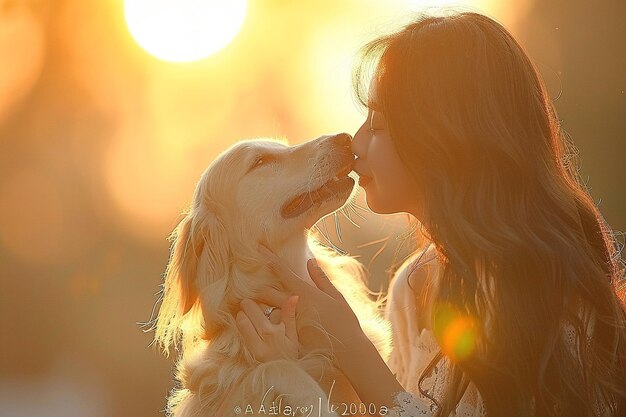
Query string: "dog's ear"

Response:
xmin=191 ymin=208 xmax=232 ymax=336
xmin=171 ymin=208 xmax=231 ymax=316
xmin=155 ymin=207 xmax=230 ymax=353
xmin=172 ymin=213 xmax=202 ymax=316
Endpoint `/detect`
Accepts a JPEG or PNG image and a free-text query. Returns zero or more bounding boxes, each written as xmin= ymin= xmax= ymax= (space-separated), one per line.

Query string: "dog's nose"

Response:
xmin=332 ymin=133 xmax=352 ymax=149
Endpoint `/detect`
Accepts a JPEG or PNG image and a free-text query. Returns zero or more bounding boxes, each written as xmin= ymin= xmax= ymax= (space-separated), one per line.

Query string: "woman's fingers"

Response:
xmin=257 ymin=244 xmax=337 ymax=303
xmin=254 ymin=244 xmax=365 ymax=360
xmin=306 ymin=259 xmax=347 ymax=302
xmin=237 ymin=298 xmax=299 ymax=363
xmin=236 ymin=310 xmax=264 ymax=346
xmin=282 ymin=295 xmax=299 ymax=343
xmin=240 ymin=299 xmax=271 ymax=337
xmin=254 ymin=286 xmax=290 ymax=309
xmin=268 ymin=308 xmax=282 ymax=325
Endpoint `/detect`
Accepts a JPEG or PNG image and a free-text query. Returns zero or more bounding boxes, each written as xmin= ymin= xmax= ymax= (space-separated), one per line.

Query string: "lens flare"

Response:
xmin=433 ymin=303 xmax=477 ymax=361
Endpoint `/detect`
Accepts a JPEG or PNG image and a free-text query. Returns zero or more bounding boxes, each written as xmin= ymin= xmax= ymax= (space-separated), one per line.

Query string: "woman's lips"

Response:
xmin=355 ymin=173 xmax=373 ymax=186
xmin=352 ymin=163 xmax=373 ymax=186
xmin=359 ymin=176 xmax=372 ymax=186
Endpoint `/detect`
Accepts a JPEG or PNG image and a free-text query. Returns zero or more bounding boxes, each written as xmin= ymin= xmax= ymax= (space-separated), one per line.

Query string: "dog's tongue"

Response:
xmin=281 ymin=177 xmax=353 ymax=219
xmin=281 ymin=193 xmax=315 ymax=218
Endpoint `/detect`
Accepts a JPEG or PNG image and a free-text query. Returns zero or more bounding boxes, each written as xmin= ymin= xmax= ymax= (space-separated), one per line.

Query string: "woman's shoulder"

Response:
xmin=391 ymin=244 xmax=439 ymax=295
xmin=387 ymin=244 xmax=439 ymax=329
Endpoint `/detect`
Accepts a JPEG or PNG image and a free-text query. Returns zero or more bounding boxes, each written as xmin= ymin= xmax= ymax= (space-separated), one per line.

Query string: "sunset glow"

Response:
xmin=4 ymin=0 xmax=621 ymax=414
xmin=124 ymin=0 xmax=247 ymax=62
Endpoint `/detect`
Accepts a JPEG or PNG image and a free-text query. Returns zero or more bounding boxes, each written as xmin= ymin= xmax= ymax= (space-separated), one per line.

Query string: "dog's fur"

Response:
xmin=150 ymin=134 xmax=392 ymax=417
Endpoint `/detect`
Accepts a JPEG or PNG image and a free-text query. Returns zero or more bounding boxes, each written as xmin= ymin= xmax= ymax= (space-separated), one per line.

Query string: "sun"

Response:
xmin=124 ymin=0 xmax=247 ymax=63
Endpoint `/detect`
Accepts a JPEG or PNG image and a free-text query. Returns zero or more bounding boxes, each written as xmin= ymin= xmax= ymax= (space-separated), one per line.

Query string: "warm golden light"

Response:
xmin=433 ymin=303 xmax=477 ymax=361
xmin=124 ymin=0 xmax=247 ymax=62
xmin=0 ymin=3 xmax=45 ymax=124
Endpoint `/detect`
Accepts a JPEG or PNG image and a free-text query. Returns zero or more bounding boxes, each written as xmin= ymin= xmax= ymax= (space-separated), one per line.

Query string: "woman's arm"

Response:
xmin=335 ymin=333 xmax=405 ymax=414
xmin=339 ymin=246 xmax=438 ymax=414
xmin=247 ymin=245 xmax=408 ymax=413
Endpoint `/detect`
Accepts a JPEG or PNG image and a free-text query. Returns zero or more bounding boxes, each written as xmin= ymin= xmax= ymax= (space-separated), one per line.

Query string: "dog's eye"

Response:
xmin=251 ymin=155 xmax=275 ymax=170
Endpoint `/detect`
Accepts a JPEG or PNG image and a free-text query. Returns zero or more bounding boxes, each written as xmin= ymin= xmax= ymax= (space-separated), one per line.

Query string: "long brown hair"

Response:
xmin=353 ymin=10 xmax=626 ymax=417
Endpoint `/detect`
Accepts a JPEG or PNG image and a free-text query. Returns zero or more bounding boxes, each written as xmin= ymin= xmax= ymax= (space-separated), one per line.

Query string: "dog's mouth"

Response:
xmin=281 ymin=164 xmax=355 ymax=219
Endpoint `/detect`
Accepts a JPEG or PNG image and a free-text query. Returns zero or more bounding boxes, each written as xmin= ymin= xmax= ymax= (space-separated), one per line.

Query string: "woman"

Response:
xmin=235 ymin=11 xmax=626 ymax=417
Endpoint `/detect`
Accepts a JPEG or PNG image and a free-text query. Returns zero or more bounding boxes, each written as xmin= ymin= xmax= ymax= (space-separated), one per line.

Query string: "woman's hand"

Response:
xmin=252 ymin=244 xmax=369 ymax=367
xmin=236 ymin=294 xmax=300 ymax=362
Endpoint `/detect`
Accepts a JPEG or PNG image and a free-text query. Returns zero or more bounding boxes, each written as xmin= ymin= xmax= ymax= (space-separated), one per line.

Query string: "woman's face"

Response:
xmin=351 ymin=108 xmax=421 ymax=217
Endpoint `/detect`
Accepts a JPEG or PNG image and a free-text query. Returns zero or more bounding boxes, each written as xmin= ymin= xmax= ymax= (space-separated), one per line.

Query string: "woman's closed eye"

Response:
xmin=369 ymin=124 xmax=386 ymax=134
xmin=369 ymin=110 xmax=387 ymax=133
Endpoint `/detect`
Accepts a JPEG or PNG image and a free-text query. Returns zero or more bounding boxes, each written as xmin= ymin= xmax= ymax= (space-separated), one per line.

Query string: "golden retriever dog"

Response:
xmin=150 ymin=133 xmax=391 ymax=417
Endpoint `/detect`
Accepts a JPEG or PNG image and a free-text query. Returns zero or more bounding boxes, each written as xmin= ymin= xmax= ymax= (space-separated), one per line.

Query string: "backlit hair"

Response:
xmin=353 ymin=10 xmax=626 ymax=417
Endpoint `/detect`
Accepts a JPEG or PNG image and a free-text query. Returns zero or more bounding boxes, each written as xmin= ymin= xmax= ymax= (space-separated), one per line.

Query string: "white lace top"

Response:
xmin=382 ymin=246 xmax=609 ymax=417
xmin=384 ymin=246 xmax=485 ymax=417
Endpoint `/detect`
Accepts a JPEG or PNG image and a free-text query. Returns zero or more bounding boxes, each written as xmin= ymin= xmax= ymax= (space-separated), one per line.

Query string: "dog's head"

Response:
xmin=230 ymin=133 xmax=356 ymax=240
xmin=153 ymin=133 xmax=356 ymax=355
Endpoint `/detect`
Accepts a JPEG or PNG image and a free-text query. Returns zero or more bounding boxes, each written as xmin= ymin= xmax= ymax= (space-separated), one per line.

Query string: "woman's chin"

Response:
xmin=363 ymin=198 xmax=385 ymax=215
xmin=364 ymin=194 xmax=411 ymax=216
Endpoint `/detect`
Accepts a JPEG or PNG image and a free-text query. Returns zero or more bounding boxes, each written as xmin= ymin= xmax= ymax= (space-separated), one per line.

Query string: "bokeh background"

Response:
xmin=0 ymin=0 xmax=623 ymax=416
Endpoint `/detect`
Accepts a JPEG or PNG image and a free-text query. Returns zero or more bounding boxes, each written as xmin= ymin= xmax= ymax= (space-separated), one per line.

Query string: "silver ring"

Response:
xmin=263 ymin=306 xmax=277 ymax=320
